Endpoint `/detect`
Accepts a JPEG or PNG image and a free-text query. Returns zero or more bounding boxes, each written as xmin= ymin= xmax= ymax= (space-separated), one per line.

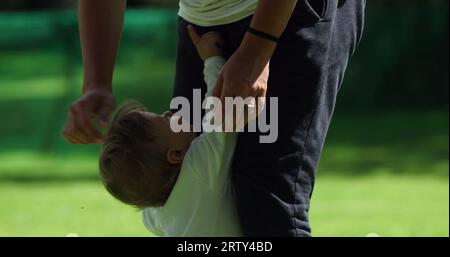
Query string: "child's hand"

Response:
xmin=188 ymin=25 xmax=224 ymax=61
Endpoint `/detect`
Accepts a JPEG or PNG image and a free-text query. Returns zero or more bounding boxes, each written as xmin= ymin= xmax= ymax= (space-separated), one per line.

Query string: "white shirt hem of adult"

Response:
xmin=178 ymin=0 xmax=257 ymax=27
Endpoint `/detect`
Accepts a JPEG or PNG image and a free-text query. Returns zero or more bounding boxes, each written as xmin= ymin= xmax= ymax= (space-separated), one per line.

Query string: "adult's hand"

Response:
xmin=212 ymin=33 xmax=274 ymax=129
xmin=212 ymin=0 xmax=297 ymax=128
xmin=62 ymin=89 xmax=115 ymax=144
xmin=212 ymin=46 xmax=270 ymax=103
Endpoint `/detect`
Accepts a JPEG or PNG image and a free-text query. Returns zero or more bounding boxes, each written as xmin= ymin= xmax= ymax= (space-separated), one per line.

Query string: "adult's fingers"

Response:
xmin=66 ymin=132 xmax=88 ymax=145
xmin=219 ymin=78 xmax=228 ymax=112
xmin=71 ymin=108 xmax=94 ymax=144
xmin=63 ymin=110 xmax=89 ymax=144
xmin=256 ymin=83 xmax=267 ymax=98
xmin=62 ymin=129 xmax=78 ymax=144
xmin=187 ymin=24 xmax=201 ymax=46
xmin=71 ymin=103 xmax=103 ymax=144
xmin=220 ymin=80 xmax=239 ymax=131
xmin=96 ymin=98 xmax=115 ymax=126
xmin=212 ymin=73 xmax=224 ymax=99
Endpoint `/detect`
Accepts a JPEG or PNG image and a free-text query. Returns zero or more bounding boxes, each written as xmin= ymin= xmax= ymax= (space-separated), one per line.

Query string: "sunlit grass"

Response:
xmin=0 ymin=131 xmax=447 ymax=237
xmin=0 ymin=182 xmax=150 ymax=237
xmin=0 ymin=166 xmax=447 ymax=236
xmin=310 ymin=174 xmax=449 ymax=237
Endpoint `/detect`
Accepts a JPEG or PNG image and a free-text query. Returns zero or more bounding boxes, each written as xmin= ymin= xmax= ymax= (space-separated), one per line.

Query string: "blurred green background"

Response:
xmin=0 ymin=0 xmax=448 ymax=237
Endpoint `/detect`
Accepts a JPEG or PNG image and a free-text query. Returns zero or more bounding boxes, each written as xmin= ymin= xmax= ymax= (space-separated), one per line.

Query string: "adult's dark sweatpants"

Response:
xmin=172 ymin=0 xmax=366 ymax=236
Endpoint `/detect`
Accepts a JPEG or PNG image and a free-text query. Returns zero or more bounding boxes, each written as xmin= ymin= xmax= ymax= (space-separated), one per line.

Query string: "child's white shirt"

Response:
xmin=142 ymin=56 xmax=242 ymax=237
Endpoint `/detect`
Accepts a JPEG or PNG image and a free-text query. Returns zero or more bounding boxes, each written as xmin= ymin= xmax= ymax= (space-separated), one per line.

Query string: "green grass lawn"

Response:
xmin=0 ymin=164 xmax=447 ymax=237
xmin=310 ymin=174 xmax=448 ymax=236
xmin=0 ymin=39 xmax=448 ymax=236
xmin=0 ymin=109 xmax=448 ymax=237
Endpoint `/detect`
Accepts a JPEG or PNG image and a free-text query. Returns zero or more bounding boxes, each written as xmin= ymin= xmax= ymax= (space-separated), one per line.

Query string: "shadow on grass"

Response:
xmin=318 ymin=111 xmax=449 ymax=177
xmin=0 ymin=174 xmax=99 ymax=183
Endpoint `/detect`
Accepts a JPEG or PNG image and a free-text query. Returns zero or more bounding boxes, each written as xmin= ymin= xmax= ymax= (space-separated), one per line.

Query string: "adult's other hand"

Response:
xmin=62 ymin=89 xmax=115 ymax=144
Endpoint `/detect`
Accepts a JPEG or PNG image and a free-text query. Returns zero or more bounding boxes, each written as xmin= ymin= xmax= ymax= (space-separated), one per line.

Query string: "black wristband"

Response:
xmin=247 ymin=27 xmax=279 ymax=43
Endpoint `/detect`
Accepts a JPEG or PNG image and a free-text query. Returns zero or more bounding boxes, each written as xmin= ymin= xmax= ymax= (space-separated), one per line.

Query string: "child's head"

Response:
xmin=99 ymin=101 xmax=196 ymax=208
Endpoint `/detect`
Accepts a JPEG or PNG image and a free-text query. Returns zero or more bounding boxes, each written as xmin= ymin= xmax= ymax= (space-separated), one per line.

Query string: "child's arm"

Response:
xmin=183 ymin=26 xmax=237 ymax=191
xmin=188 ymin=26 xmax=262 ymax=132
xmin=204 ymin=56 xmax=226 ymax=97
xmin=187 ymin=25 xmax=225 ymax=96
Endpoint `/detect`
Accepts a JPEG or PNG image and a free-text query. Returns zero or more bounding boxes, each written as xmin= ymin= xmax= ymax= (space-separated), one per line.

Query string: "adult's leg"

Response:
xmin=172 ymin=18 xmax=221 ymax=116
xmin=228 ymin=0 xmax=366 ymax=236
